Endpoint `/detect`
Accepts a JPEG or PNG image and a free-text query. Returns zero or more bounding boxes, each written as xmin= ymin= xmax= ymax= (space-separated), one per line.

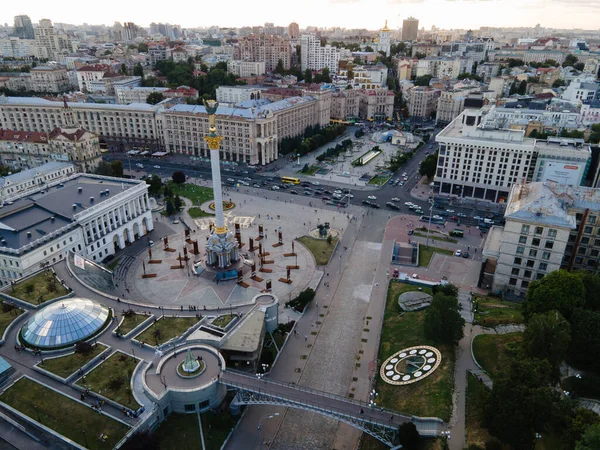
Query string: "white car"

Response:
xmin=311 ymin=181 xmax=321 ymax=185
xmin=473 ymin=215 xmax=482 ymax=221
xmin=271 ymin=186 xmax=280 ymax=190
xmin=402 ymin=173 xmax=407 ymax=177
xmin=392 ymin=197 xmax=400 ymax=202
xmin=346 ymin=194 xmax=354 ymax=198
xmin=405 ymin=202 xmax=413 ymax=206
xmin=399 ymin=182 xmax=404 ymax=186
xmin=227 ymin=178 xmax=235 ymax=182
xmin=433 ymin=215 xmax=443 ymax=220
xmin=446 ymin=209 xmax=455 ymax=213
xmin=455 ymin=249 xmax=462 ymax=257
xmin=334 ymin=190 xmax=343 ymax=194
xmin=368 ymin=195 xmax=377 ymax=200
xmin=153 ymin=165 xmax=161 ymax=169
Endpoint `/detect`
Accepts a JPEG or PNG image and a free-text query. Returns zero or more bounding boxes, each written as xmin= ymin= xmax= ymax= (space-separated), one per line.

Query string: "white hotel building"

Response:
xmin=0 ymin=174 xmax=153 ymax=286
xmin=434 ymin=108 xmax=591 ymax=203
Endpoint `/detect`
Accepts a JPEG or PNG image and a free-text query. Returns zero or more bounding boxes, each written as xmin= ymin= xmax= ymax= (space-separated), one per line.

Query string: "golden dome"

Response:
xmin=381 ymin=20 xmax=391 ymax=32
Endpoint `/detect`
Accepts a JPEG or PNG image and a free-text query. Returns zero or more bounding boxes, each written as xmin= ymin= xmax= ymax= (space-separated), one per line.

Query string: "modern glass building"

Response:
xmin=21 ymin=298 xmax=110 ymax=348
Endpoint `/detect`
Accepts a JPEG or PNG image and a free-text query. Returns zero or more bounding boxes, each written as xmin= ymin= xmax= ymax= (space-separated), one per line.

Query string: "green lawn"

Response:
xmin=472 ymin=332 xmax=523 ymax=379
xmin=41 ymin=343 xmax=108 ymax=379
xmin=1 ymin=377 xmax=129 ymax=450
xmin=297 ymin=235 xmax=338 ymax=266
xmin=156 ymin=410 xmax=238 ymax=450
xmin=368 ymin=175 xmax=391 ymax=186
xmin=169 ymin=183 xmax=214 ymax=205
xmin=9 ymin=271 xmax=70 ymax=305
xmin=188 ymin=207 xmax=214 ymax=218
xmin=77 ymin=351 xmax=140 ymax=410
xmin=296 ymin=165 xmax=320 ymax=175
xmin=466 ymin=372 xmax=494 ymax=448
xmin=474 ymin=296 xmax=523 ymax=326
xmin=116 ymin=312 xmax=150 ymax=336
xmin=0 ymin=305 xmax=23 ymax=338
xmin=135 ymin=316 xmax=200 ymax=346
xmin=418 ymin=244 xmax=454 ymax=267
xmin=374 ymin=281 xmax=455 ymax=422
xmin=212 ymin=314 xmax=235 ymax=328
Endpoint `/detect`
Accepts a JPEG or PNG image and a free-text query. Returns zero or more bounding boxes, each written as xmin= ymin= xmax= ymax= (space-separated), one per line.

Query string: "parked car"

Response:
xmin=368 ymin=195 xmax=377 ymax=200
xmin=408 ymin=229 xmax=414 ymax=235
xmin=462 ymin=252 xmax=470 ymax=258
xmin=269 ymin=186 xmax=280 ymax=190
xmin=392 ymin=197 xmax=400 ymax=202
xmin=393 ymin=268 xmax=399 ymax=278
xmin=455 ymin=249 xmax=462 ymax=257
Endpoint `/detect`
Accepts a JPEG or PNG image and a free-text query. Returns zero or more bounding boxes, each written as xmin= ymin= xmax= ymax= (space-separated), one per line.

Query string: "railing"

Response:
xmin=222 ymin=371 xmax=412 ymax=423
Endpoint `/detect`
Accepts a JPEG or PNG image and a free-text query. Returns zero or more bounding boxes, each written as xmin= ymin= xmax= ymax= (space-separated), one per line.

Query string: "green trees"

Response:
xmin=146 ymin=175 xmax=163 ymax=196
xmin=274 ymin=59 xmax=285 ymax=75
xmin=517 ymin=80 xmax=527 ymax=95
xmin=146 ymin=92 xmax=165 ymax=105
xmin=523 ymin=311 xmax=571 ymax=378
xmin=419 ymin=152 xmax=438 ymax=179
xmin=589 ymin=123 xmax=600 ymax=145
xmin=522 ymin=270 xmax=586 ymax=321
xmin=171 ymin=171 xmax=186 ymax=184
xmin=95 ymin=160 xmax=124 ymax=178
xmin=563 ymin=54 xmax=579 ymax=68
xmin=486 ymin=357 xmax=561 ymax=449
xmin=576 ymin=423 xmax=600 ymax=450
xmin=414 ymin=75 xmax=433 ymax=86
xmin=133 ymin=63 xmax=144 ymax=78
xmin=365 ymin=45 xmax=374 ymax=52
xmin=304 ymin=69 xmax=313 ymax=84
xmin=424 ymin=290 xmax=465 ymax=346
xmin=568 ymin=308 xmax=600 ymax=372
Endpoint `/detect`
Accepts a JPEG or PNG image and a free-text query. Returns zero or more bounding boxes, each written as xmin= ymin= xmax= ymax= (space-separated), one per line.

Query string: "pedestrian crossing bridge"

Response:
xmin=220 ymin=370 xmax=444 ymax=448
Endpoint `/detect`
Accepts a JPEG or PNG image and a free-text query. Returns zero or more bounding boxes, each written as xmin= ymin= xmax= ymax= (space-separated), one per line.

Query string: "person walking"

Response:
xmin=304 ymin=335 xmax=308 ymax=342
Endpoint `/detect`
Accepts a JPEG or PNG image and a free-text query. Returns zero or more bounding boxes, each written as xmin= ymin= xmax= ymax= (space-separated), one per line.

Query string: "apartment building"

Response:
xmin=216 ymin=86 xmax=265 ymax=104
xmin=148 ymin=45 xmax=169 ymax=66
xmin=440 ymin=42 xmax=487 ymax=63
xmin=481 ymin=105 xmax=580 ymax=134
xmin=0 ymin=96 xmax=162 ymax=153
xmin=330 ymin=89 xmax=360 ymax=120
xmin=488 ymin=182 xmax=573 ymax=298
xmin=88 ymin=75 xmax=141 ymax=96
xmin=226 ymin=60 xmax=266 ymax=77
xmin=238 ymin=35 xmax=291 ymax=72
xmin=76 ymin=64 xmax=111 ymax=92
xmin=339 ymin=64 xmax=388 ymax=90
xmin=407 ymin=86 xmax=440 ymax=119
xmin=34 ymin=19 xmax=59 ymax=59
xmin=0 ymin=73 xmax=32 ymax=92
xmin=580 ymin=101 xmax=600 ymax=126
xmin=411 ymin=43 xmax=440 ymax=58
xmin=416 ymin=57 xmax=472 ymax=80
xmin=301 ymin=35 xmax=341 ymax=74
xmin=0 ymin=162 xmax=75 ymax=201
xmin=476 ymin=62 xmax=502 ymax=82
xmin=358 ymin=89 xmax=394 ymax=121
xmin=30 ymin=66 xmax=70 ymax=93
xmin=561 ymin=78 xmax=599 ymax=105
xmin=0 ymin=173 xmax=153 ymax=285
xmin=436 ymin=87 xmax=484 ymax=125
xmin=401 ymin=17 xmax=419 ymax=41
xmin=0 ymin=38 xmax=36 ymax=59
xmin=396 ymin=59 xmax=415 ymax=81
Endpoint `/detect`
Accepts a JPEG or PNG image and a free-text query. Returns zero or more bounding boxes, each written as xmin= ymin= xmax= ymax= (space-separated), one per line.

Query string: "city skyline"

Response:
xmin=3 ymin=0 xmax=600 ymax=32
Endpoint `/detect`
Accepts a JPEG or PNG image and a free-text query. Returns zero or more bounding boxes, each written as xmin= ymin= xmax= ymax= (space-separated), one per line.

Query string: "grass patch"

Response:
xmin=375 ymin=281 xmax=454 ymax=422
xmin=116 ymin=312 xmax=150 ymax=336
xmin=135 ymin=316 xmax=200 ymax=346
xmin=212 ymin=314 xmax=235 ymax=328
xmin=188 ymin=207 xmax=214 ymax=218
xmin=466 ymin=372 xmax=494 ymax=448
xmin=412 ymin=231 xmax=458 ymax=244
xmin=41 ymin=344 xmax=107 ymax=379
xmin=156 ymin=409 xmax=238 ymax=450
xmin=474 ymin=296 xmax=523 ymax=326
xmin=472 ymin=332 xmax=523 ymax=379
xmin=361 ymin=434 xmax=444 ymax=450
xmin=368 ymin=175 xmax=391 ymax=186
xmin=297 ymin=235 xmax=338 ymax=266
xmin=0 ymin=304 xmax=23 ymax=338
xmin=9 ymin=271 xmax=69 ymax=305
xmin=418 ymin=244 xmax=454 ymax=267
xmin=296 ymin=165 xmax=320 ymax=175
xmin=169 ymin=182 xmax=214 ymax=205
xmin=1 ymin=377 xmax=129 ymax=449
xmin=77 ymin=351 xmax=140 ymax=410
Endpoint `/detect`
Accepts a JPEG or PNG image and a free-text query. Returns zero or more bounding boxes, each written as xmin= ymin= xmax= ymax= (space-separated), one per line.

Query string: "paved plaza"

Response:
xmin=130 ymin=194 xmax=350 ymax=309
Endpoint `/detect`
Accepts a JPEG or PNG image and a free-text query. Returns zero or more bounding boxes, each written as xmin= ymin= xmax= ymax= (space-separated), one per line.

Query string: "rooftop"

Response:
xmin=0 ymin=174 xmax=140 ymax=252
xmin=220 ymin=308 xmax=265 ymax=353
xmin=0 ymin=129 xmax=48 ymax=144
xmin=0 ymin=96 xmax=160 ymax=112
xmin=0 ymin=162 xmax=74 ymax=188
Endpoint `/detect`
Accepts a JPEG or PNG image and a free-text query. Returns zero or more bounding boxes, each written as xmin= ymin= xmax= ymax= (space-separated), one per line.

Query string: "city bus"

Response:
xmin=281 ymin=176 xmax=300 ymax=185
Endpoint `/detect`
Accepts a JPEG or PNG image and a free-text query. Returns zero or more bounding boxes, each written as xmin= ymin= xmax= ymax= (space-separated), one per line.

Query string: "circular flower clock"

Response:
xmin=380 ymin=345 xmax=442 ymax=385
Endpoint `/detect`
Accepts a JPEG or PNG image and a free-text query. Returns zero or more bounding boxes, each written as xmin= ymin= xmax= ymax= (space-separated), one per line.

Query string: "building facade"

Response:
xmin=13 ymin=15 xmax=35 ymax=40
xmin=30 ymin=66 xmax=70 ymax=93
xmin=0 ymin=174 xmax=153 ymax=286
xmin=401 ymin=17 xmax=419 ymax=41
xmin=238 ymin=35 xmax=291 ymax=72
xmin=407 ymin=86 xmax=440 ymax=119
xmin=216 ymin=86 xmax=265 ymax=104
xmin=300 ymin=35 xmax=341 ymax=74
xmin=76 ymin=64 xmax=110 ymax=92
xmin=0 ymin=162 xmax=75 ymax=201
xmin=226 ymin=60 xmax=266 ymax=77
xmin=358 ymin=89 xmax=394 ymax=121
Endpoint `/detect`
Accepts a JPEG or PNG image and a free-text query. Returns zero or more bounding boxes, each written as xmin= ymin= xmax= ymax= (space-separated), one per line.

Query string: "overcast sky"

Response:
xmin=3 ymin=0 xmax=599 ymax=31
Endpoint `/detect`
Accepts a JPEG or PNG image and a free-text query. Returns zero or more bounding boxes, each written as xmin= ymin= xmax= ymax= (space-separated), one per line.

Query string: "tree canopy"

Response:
xmin=414 ymin=75 xmax=433 ymax=86
xmin=522 ymin=270 xmax=585 ymax=321
xmin=419 ymin=152 xmax=438 ymax=179
xmin=171 ymin=171 xmax=186 ymax=184
xmin=523 ymin=310 xmax=571 ymax=378
xmin=576 ymin=423 xmax=600 ymax=450
xmin=146 ymin=92 xmax=165 ymax=105
xmin=424 ymin=291 xmax=465 ymax=346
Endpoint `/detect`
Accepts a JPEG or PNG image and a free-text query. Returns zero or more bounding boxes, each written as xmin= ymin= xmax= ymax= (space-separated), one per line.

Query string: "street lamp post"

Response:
xmin=297 ymin=153 xmax=301 ymax=166
xmin=258 ymin=413 xmax=280 ymax=450
xmin=425 ymin=182 xmax=435 ymax=249
xmin=127 ymin=155 xmax=132 ymax=173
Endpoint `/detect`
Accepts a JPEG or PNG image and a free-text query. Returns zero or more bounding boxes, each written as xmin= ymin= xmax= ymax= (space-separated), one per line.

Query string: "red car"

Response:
xmin=393 ymin=268 xmax=399 ymax=278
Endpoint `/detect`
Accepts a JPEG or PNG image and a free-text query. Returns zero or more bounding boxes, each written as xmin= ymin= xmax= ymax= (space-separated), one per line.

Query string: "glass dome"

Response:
xmin=22 ymin=298 xmax=110 ymax=348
